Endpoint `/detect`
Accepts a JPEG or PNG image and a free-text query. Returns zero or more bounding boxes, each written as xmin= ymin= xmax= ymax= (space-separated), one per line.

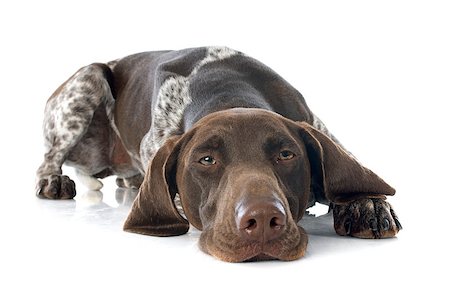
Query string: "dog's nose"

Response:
xmin=236 ymin=198 xmax=286 ymax=242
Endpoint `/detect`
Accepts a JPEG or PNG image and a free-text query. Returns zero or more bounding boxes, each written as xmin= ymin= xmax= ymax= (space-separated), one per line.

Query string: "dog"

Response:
xmin=36 ymin=46 xmax=401 ymax=262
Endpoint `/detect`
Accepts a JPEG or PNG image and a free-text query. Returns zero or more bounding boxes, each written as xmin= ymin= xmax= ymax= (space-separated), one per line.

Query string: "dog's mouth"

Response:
xmin=243 ymin=253 xmax=284 ymax=262
xmin=198 ymin=224 xmax=308 ymax=262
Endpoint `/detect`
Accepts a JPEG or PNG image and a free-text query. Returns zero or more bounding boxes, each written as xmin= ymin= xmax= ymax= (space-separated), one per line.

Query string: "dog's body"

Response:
xmin=36 ymin=47 xmax=401 ymax=262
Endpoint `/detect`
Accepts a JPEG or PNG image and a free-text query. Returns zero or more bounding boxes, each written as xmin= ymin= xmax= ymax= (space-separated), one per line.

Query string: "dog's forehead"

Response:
xmin=195 ymin=108 xmax=287 ymax=131
xmin=188 ymin=108 xmax=296 ymax=151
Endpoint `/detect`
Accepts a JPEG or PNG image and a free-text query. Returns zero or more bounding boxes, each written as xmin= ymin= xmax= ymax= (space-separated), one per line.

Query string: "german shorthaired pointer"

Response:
xmin=36 ymin=47 xmax=401 ymax=262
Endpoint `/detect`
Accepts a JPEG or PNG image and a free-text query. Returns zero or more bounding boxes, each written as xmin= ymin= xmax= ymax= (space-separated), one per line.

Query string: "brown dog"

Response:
xmin=36 ymin=47 xmax=401 ymax=262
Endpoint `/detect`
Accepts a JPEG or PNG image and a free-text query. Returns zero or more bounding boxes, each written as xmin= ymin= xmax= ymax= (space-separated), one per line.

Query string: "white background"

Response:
xmin=1 ymin=0 xmax=449 ymax=289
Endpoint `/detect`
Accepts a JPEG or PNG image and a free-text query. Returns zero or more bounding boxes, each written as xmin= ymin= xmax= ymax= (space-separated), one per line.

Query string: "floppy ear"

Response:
xmin=123 ymin=136 xmax=189 ymax=236
xmin=297 ymin=122 xmax=395 ymax=204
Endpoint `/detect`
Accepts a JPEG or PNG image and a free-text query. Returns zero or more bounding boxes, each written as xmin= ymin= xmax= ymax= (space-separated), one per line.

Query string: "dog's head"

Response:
xmin=124 ymin=108 xmax=394 ymax=262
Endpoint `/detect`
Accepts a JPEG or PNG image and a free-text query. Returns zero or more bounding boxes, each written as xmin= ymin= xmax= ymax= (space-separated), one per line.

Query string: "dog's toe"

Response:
xmin=333 ymin=198 xmax=401 ymax=239
xmin=37 ymin=175 xmax=76 ymax=199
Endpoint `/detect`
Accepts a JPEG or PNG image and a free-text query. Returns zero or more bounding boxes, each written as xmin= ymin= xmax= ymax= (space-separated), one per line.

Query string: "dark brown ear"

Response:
xmin=297 ymin=122 xmax=395 ymax=204
xmin=123 ymin=136 xmax=189 ymax=236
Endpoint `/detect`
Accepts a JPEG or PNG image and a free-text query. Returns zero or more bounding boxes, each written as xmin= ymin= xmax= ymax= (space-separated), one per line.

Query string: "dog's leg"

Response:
xmin=310 ymin=114 xmax=402 ymax=238
xmin=36 ymin=63 xmax=114 ymax=199
xmin=332 ymin=199 xmax=402 ymax=238
xmin=76 ymin=170 xmax=104 ymax=191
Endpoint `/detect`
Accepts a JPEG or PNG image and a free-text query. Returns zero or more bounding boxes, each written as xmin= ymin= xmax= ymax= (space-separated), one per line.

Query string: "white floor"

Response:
xmin=1 ymin=167 xmax=446 ymax=289
xmin=1 ymin=1 xmax=449 ymax=289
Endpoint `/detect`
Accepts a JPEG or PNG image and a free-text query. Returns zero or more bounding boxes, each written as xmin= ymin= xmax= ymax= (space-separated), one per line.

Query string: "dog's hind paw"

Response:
xmin=36 ymin=175 xmax=76 ymax=200
xmin=333 ymin=198 xmax=402 ymax=239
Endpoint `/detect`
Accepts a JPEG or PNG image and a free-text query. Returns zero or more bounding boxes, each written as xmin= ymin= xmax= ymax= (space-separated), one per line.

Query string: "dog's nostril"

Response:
xmin=246 ymin=219 xmax=257 ymax=231
xmin=236 ymin=198 xmax=287 ymax=241
xmin=270 ymin=216 xmax=284 ymax=230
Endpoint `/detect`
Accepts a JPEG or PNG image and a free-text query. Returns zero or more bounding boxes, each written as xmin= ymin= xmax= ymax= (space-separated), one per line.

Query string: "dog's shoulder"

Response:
xmin=112 ymin=46 xmax=243 ymax=76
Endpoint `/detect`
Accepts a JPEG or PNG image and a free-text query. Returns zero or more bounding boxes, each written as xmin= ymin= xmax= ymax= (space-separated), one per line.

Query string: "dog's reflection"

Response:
xmin=77 ymin=188 xmax=138 ymax=208
xmin=38 ymin=187 xmax=336 ymax=237
xmin=71 ymin=188 xmax=139 ymax=228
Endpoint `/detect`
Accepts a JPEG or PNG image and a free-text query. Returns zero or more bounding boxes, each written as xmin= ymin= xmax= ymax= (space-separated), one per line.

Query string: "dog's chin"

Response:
xmin=198 ymin=225 xmax=308 ymax=263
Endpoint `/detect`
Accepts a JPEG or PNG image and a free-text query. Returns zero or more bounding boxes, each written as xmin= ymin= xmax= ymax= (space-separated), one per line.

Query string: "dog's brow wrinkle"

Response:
xmin=195 ymin=135 xmax=224 ymax=150
xmin=264 ymin=136 xmax=297 ymax=152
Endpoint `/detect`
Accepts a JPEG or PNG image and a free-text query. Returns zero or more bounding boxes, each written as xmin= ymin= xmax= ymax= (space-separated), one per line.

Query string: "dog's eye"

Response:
xmin=278 ymin=150 xmax=295 ymax=161
xmin=199 ymin=156 xmax=217 ymax=166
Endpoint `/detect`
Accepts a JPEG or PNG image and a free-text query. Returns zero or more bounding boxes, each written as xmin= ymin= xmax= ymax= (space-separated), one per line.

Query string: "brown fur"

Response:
xmin=36 ymin=48 xmax=400 ymax=262
xmin=124 ymin=108 xmax=396 ymax=261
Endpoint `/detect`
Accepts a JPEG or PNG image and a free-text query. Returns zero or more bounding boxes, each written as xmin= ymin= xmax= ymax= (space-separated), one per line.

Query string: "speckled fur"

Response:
xmin=36 ymin=47 xmax=241 ymax=192
xmin=36 ymin=47 xmax=400 ymax=257
xmin=312 ymin=113 xmax=344 ymax=147
xmin=139 ymin=46 xmax=240 ymax=169
xmin=36 ymin=64 xmax=114 ymax=186
xmin=35 ymin=47 xmax=348 ymax=192
xmin=312 ymin=113 xmax=357 ymax=159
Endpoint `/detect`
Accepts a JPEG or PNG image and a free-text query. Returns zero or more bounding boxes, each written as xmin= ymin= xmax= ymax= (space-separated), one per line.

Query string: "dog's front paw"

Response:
xmin=36 ymin=175 xmax=76 ymax=199
xmin=333 ymin=198 xmax=402 ymax=239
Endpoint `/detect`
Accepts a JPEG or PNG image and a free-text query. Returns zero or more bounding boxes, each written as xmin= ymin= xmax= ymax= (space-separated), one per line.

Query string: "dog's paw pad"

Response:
xmin=333 ymin=198 xmax=401 ymax=239
xmin=36 ymin=175 xmax=76 ymax=199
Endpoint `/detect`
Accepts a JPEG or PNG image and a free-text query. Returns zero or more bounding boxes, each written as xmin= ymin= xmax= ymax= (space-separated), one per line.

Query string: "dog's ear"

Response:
xmin=123 ymin=136 xmax=188 ymax=236
xmin=296 ymin=122 xmax=395 ymax=203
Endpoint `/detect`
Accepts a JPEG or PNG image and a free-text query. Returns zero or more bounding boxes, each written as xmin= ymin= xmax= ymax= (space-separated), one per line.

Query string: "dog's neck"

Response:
xmin=182 ymin=72 xmax=272 ymax=131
